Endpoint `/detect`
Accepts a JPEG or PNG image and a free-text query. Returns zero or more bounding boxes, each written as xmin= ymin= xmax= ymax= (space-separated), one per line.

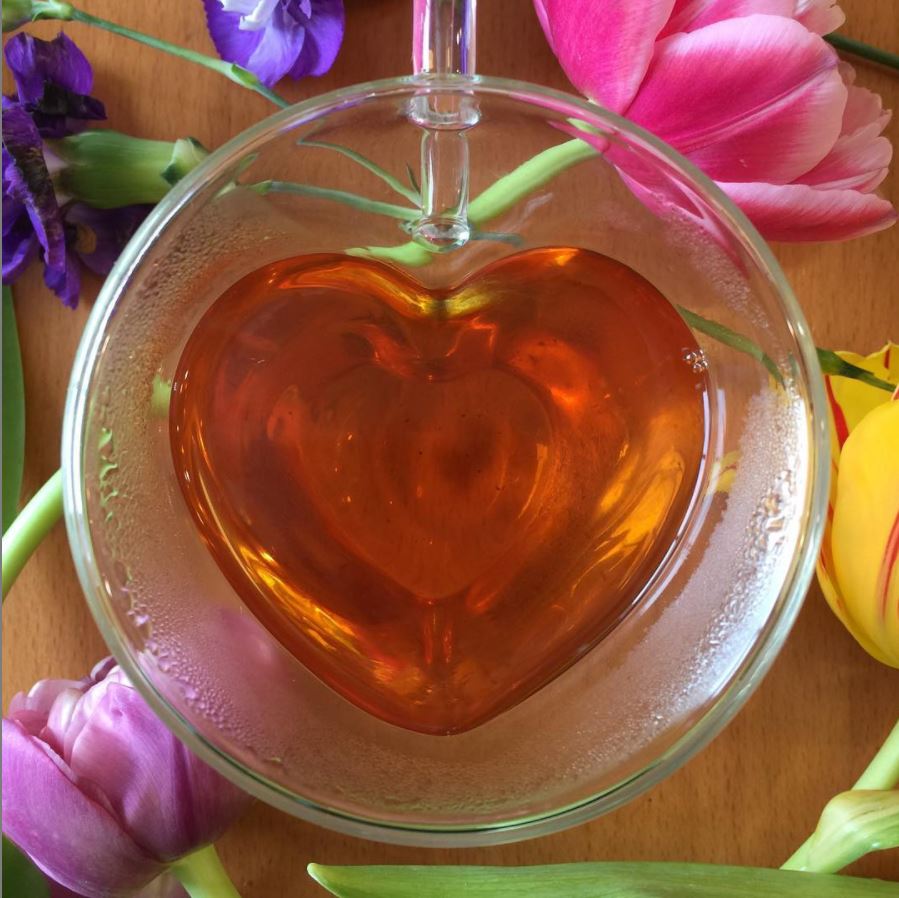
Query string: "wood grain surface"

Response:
xmin=3 ymin=1 xmax=898 ymax=894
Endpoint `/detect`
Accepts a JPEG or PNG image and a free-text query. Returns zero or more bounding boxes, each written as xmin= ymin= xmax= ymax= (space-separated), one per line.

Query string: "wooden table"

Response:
xmin=3 ymin=1 xmax=898 ymax=893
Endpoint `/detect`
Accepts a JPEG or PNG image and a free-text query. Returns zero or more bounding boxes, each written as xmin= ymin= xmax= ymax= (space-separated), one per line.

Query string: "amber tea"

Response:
xmin=170 ymin=247 xmax=709 ymax=734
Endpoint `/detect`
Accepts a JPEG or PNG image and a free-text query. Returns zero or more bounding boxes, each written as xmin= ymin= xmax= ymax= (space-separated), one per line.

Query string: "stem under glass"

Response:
xmin=409 ymin=0 xmax=478 ymax=251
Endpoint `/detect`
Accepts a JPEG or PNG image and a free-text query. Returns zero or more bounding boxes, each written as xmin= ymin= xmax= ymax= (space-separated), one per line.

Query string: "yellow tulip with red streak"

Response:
xmin=818 ymin=343 xmax=899 ymax=667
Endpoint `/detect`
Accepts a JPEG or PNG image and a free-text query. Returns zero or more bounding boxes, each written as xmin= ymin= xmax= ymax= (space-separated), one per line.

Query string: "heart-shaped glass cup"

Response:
xmin=63 ymin=3 xmax=827 ymax=846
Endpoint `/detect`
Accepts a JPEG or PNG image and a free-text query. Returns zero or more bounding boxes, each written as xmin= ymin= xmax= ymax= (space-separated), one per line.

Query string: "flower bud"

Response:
xmin=817 ymin=343 xmax=899 ymax=666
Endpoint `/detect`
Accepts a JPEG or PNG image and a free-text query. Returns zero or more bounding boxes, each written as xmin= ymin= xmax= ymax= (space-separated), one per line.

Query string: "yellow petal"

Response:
xmin=824 ymin=342 xmax=899 ymax=469
xmin=830 ymin=399 xmax=899 ymax=668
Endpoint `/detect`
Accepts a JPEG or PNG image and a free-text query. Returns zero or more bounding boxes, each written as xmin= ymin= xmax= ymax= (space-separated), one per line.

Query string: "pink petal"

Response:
xmin=7 ymin=678 xmax=86 ymax=728
xmin=799 ymin=79 xmax=893 ymax=191
xmin=798 ymin=125 xmax=891 ymax=191
xmin=532 ymin=0 xmax=550 ymax=45
xmin=537 ymin=0 xmax=675 ymax=112
xmin=660 ymin=0 xmax=794 ymax=38
xmin=795 ymin=0 xmax=846 ymax=34
xmin=2 ymin=720 xmax=161 ymax=898
xmin=67 ymin=683 xmax=250 ymax=863
xmin=841 ymin=80 xmax=890 ymax=135
xmin=626 ymin=15 xmax=845 ymax=183
xmin=720 ymin=180 xmax=897 ymax=240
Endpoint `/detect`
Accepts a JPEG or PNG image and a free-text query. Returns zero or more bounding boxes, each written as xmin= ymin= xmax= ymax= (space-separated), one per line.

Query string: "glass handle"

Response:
xmin=413 ymin=0 xmax=476 ymax=77
xmin=409 ymin=0 xmax=478 ymax=252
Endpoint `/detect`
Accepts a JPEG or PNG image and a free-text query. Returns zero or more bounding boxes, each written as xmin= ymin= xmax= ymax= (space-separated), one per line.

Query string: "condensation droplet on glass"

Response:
xmin=682 ymin=349 xmax=709 ymax=373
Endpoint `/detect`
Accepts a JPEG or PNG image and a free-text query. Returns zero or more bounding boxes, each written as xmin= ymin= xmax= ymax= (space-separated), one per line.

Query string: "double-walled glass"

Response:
xmin=62 ymin=77 xmax=828 ymax=845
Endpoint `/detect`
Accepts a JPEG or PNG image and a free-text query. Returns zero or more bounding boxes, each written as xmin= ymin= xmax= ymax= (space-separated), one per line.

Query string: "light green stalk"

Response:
xmin=170 ymin=845 xmax=243 ymax=898
xmin=348 ymin=139 xmax=597 ymax=264
xmin=783 ymin=719 xmax=899 ymax=871
xmin=1 ymin=469 xmax=63 ymax=597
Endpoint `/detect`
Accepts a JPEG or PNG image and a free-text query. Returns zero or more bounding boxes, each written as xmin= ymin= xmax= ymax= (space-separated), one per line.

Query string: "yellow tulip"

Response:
xmin=817 ymin=343 xmax=899 ymax=667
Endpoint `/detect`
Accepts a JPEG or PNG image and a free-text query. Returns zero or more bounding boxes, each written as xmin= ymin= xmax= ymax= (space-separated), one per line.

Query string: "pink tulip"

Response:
xmin=534 ymin=0 xmax=895 ymax=241
xmin=2 ymin=659 xmax=250 ymax=898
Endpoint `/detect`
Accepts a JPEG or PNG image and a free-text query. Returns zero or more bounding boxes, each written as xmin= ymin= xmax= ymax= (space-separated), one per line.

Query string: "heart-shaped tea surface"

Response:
xmin=171 ymin=247 xmax=708 ymax=734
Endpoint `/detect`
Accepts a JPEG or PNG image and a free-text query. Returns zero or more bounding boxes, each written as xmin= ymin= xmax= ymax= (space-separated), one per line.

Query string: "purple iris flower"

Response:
xmin=203 ymin=0 xmax=345 ymax=87
xmin=2 ymin=33 xmax=149 ymax=308
xmin=3 ymin=31 xmax=106 ymax=139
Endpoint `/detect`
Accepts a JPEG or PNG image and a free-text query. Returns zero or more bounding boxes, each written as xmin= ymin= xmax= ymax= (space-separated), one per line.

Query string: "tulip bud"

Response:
xmin=2 ymin=659 xmax=250 ymax=898
xmin=817 ymin=343 xmax=899 ymax=667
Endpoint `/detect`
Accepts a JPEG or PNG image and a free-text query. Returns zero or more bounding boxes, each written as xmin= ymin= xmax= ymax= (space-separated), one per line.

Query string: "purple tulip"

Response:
xmin=203 ymin=0 xmax=345 ymax=87
xmin=2 ymin=658 xmax=251 ymax=898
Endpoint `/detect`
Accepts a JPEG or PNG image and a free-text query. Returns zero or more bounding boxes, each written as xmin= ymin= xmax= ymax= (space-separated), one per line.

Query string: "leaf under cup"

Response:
xmin=307 ymin=862 xmax=899 ymax=898
xmin=2 ymin=286 xmax=25 ymax=534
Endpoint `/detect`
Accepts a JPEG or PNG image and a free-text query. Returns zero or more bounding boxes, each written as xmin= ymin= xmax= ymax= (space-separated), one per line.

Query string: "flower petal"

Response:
xmin=66 ymin=682 xmax=250 ymax=862
xmin=798 ymin=78 xmax=893 ymax=192
xmin=795 ymin=0 xmax=846 ymax=34
xmin=66 ymin=203 xmax=152 ymax=275
xmin=1 ymin=720 xmax=162 ymax=898
xmin=203 ymin=0 xmax=306 ymax=86
xmin=536 ymin=0 xmax=675 ymax=113
xmin=1 ymin=104 xmax=78 ymax=306
xmin=823 ymin=342 xmax=899 ymax=463
xmin=831 ymin=400 xmax=899 ymax=667
xmin=287 ymin=0 xmax=344 ymax=79
xmin=3 ymin=32 xmax=94 ymax=105
xmin=2 ymin=216 xmax=38 ymax=283
xmin=627 ymin=15 xmax=845 ymax=183
xmin=718 ymin=180 xmax=896 ymax=241
xmin=659 ymin=0 xmax=795 ymax=38
xmin=840 ymin=71 xmax=890 ymax=135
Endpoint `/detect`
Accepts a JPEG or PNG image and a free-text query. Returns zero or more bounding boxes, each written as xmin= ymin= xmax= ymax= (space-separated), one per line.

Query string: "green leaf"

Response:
xmin=816 ymin=349 xmax=895 ymax=393
xmin=2 ymin=286 xmax=25 ymax=533
xmin=676 ymin=306 xmax=784 ymax=385
xmin=301 ymin=140 xmax=422 ymax=206
xmin=406 ymin=162 xmax=421 ymax=195
xmin=307 ymin=863 xmax=899 ymax=898
xmin=254 ymin=180 xmax=420 ymax=221
xmin=2 ymin=837 xmax=49 ymax=898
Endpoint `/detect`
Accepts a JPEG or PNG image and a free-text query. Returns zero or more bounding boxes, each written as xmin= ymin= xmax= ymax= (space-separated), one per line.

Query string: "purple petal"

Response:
xmin=66 ymin=204 xmax=151 ymax=275
xmin=42 ymin=250 xmax=81 ymax=309
xmin=288 ymin=0 xmax=344 ymax=78
xmin=65 ymin=682 xmax=251 ymax=862
xmin=4 ymin=33 xmax=94 ymax=105
xmin=1 ymin=719 xmax=163 ymax=898
xmin=2 ymin=216 xmax=38 ymax=282
xmin=203 ymin=0 xmax=307 ymax=86
xmin=1 ymin=104 xmax=76 ymax=306
xmin=30 ymin=90 xmax=106 ymax=139
xmin=4 ymin=33 xmax=105 ymax=137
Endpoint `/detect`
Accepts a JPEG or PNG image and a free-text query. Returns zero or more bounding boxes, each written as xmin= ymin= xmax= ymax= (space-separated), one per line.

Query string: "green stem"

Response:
xmin=817 ymin=349 xmax=896 ymax=393
xmin=62 ymin=7 xmax=289 ymax=108
xmin=851 ymin=720 xmax=899 ymax=791
xmin=1 ymin=469 xmax=63 ymax=597
xmin=826 ymin=34 xmax=899 ymax=72
xmin=301 ymin=140 xmax=423 ymax=205
xmin=468 ymin=139 xmax=597 ymax=223
xmin=170 ymin=845 xmax=243 ymax=898
xmin=782 ymin=719 xmax=899 ymax=872
xmin=254 ymin=180 xmax=421 ymax=220
xmin=348 ymin=138 xmax=597 ymax=264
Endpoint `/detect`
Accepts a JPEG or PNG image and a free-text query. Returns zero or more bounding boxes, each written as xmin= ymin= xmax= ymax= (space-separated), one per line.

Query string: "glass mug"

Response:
xmin=62 ymin=0 xmax=828 ymax=845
